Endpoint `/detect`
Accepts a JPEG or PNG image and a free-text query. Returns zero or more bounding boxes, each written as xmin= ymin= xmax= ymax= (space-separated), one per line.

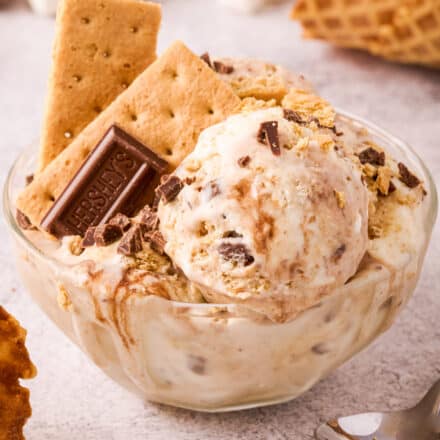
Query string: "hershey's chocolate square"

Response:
xmin=41 ymin=125 xmax=168 ymax=238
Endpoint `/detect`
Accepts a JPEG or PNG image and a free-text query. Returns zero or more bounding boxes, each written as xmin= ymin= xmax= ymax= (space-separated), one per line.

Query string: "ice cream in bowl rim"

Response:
xmin=3 ymin=109 xmax=437 ymax=412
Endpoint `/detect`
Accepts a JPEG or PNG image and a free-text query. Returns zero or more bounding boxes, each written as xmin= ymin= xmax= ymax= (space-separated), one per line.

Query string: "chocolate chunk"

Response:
xmin=117 ymin=225 xmax=143 ymax=256
xmin=258 ymin=121 xmax=280 ymax=156
xmin=218 ymin=243 xmax=254 ymax=266
xmin=16 ymin=210 xmax=34 ymax=230
xmin=184 ymin=176 xmax=196 ymax=185
xmin=283 ymin=108 xmax=304 ymax=124
xmin=213 ymin=61 xmax=234 ymax=74
xmin=25 ymin=174 xmax=34 ymax=186
xmin=94 ymin=223 xmax=122 ymax=247
xmin=222 ymin=230 xmax=243 ymax=238
xmin=331 ymin=244 xmax=346 ymax=262
xmin=109 ymin=213 xmax=131 ymax=232
xmin=398 ymin=162 xmax=421 ymax=188
xmin=237 ymin=156 xmax=251 ymax=168
xmin=40 ymin=125 xmax=168 ymax=239
xmin=155 ymin=175 xmax=183 ymax=204
xmin=138 ymin=206 xmax=159 ymax=232
xmin=200 ymin=52 xmax=212 ymax=68
xmin=151 ymin=193 xmax=161 ymax=211
xmin=145 ymin=230 xmax=166 ymax=255
xmin=358 ymin=147 xmax=385 ymax=166
xmin=388 ymin=180 xmax=397 ymax=194
xmin=82 ymin=226 xmax=96 ymax=247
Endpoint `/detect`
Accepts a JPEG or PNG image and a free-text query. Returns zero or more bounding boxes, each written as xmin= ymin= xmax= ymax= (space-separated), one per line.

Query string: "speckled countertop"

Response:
xmin=1 ymin=0 xmax=440 ymax=439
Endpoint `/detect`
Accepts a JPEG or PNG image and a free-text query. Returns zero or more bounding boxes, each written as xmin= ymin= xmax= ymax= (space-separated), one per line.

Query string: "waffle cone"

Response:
xmin=291 ymin=0 xmax=440 ymax=68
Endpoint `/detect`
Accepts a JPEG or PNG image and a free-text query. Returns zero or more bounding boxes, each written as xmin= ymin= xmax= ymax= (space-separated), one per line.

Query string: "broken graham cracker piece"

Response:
xmin=229 ymin=75 xmax=287 ymax=102
xmin=282 ymin=88 xmax=335 ymax=128
xmin=38 ymin=0 xmax=161 ymax=171
xmin=18 ymin=41 xmax=240 ymax=230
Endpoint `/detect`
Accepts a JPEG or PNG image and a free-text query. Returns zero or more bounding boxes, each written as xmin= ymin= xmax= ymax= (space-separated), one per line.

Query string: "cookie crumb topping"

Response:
xmin=334 ymin=190 xmax=346 ymax=209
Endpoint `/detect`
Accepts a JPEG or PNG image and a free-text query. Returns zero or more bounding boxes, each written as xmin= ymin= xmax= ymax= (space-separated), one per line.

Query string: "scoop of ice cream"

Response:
xmin=158 ymin=107 xmax=369 ymax=320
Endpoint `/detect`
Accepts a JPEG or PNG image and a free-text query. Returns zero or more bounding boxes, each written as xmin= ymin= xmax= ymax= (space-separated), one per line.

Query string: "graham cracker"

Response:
xmin=38 ymin=0 xmax=161 ymax=171
xmin=17 ymin=41 xmax=241 ymax=229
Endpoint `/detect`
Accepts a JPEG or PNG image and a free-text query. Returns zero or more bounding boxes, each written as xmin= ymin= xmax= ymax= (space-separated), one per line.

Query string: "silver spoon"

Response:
xmin=315 ymin=379 xmax=440 ymax=440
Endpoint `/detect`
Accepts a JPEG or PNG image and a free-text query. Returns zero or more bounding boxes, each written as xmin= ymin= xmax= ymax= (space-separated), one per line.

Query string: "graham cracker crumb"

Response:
xmin=316 ymin=134 xmax=335 ymax=152
xmin=377 ymin=166 xmax=393 ymax=195
xmin=334 ymin=190 xmax=346 ymax=209
xmin=57 ymin=284 xmax=72 ymax=311
xmin=185 ymin=159 xmax=201 ymax=172
xmin=296 ymin=136 xmax=309 ymax=154
xmin=69 ymin=236 xmax=84 ymax=255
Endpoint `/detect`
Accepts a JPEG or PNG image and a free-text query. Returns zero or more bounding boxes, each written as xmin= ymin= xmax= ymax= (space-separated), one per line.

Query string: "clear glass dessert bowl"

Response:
xmin=3 ymin=111 xmax=437 ymax=412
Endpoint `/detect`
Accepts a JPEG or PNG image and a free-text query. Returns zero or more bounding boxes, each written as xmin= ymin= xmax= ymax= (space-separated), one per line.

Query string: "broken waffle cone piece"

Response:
xmin=291 ymin=0 xmax=440 ymax=69
xmin=0 ymin=306 xmax=36 ymax=440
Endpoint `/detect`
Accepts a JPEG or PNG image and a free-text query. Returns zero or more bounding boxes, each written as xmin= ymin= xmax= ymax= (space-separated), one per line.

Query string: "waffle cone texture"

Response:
xmin=291 ymin=0 xmax=440 ymax=68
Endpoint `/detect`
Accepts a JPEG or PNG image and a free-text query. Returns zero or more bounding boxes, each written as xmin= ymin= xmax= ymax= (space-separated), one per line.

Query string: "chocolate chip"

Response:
xmin=25 ymin=174 xmax=34 ymax=186
xmin=187 ymin=354 xmax=206 ymax=375
xmin=398 ymin=162 xmax=421 ymax=188
xmin=358 ymin=147 xmax=385 ymax=166
xmin=138 ymin=206 xmax=159 ymax=232
xmin=16 ymin=210 xmax=34 ymax=230
xmin=257 ymin=121 xmax=280 ymax=156
xmin=218 ymin=243 xmax=254 ymax=266
xmin=155 ymin=175 xmax=184 ymax=204
xmin=283 ymin=108 xmax=304 ymax=124
xmin=331 ymin=244 xmax=346 ymax=262
xmin=237 ymin=156 xmax=251 ymax=168
xmin=200 ymin=52 xmax=212 ymax=68
xmin=117 ymin=225 xmax=143 ymax=256
xmin=82 ymin=226 xmax=96 ymax=247
xmin=213 ymin=61 xmax=234 ymax=74
xmin=222 ymin=230 xmax=243 ymax=238
xmin=94 ymin=223 xmax=122 ymax=247
xmin=145 ymin=230 xmax=166 ymax=255
xmin=109 ymin=213 xmax=131 ymax=232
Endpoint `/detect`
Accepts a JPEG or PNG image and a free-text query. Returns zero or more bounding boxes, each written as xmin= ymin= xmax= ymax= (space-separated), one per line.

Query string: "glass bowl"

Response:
xmin=3 ymin=111 xmax=437 ymax=412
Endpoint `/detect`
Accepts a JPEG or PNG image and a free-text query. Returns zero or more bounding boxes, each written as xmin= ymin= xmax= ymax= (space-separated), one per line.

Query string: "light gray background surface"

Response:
xmin=1 ymin=0 xmax=440 ymax=438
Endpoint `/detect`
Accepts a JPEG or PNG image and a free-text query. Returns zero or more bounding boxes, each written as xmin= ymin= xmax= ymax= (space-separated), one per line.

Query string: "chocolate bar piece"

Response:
xmin=155 ymin=175 xmax=184 ymax=204
xmin=41 ymin=125 xmax=168 ymax=238
xmin=94 ymin=224 xmax=123 ymax=247
xmin=117 ymin=225 xmax=143 ymax=256
xmin=257 ymin=121 xmax=280 ymax=156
